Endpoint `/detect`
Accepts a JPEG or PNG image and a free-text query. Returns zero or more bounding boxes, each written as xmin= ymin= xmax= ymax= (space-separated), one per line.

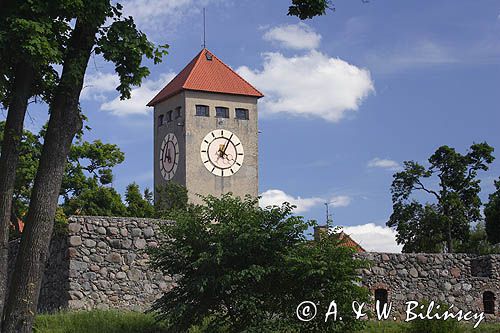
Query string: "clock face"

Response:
xmin=160 ymin=133 xmax=179 ymax=181
xmin=200 ymin=129 xmax=244 ymax=177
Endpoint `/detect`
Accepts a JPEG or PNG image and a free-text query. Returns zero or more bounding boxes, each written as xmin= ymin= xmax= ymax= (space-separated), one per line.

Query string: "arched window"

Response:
xmin=375 ymin=289 xmax=388 ymax=307
xmin=483 ymin=291 xmax=495 ymax=315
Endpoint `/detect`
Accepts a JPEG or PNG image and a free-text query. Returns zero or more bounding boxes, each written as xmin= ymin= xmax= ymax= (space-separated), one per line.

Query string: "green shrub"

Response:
xmin=149 ymin=194 xmax=369 ymax=332
xmin=405 ymin=301 xmax=462 ymax=333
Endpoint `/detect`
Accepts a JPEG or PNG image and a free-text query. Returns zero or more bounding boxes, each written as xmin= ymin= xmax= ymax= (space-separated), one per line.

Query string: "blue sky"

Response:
xmin=7 ymin=0 xmax=500 ymax=251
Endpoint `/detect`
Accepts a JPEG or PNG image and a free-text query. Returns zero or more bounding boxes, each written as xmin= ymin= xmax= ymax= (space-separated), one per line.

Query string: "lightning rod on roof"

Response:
xmin=202 ymin=8 xmax=206 ymax=49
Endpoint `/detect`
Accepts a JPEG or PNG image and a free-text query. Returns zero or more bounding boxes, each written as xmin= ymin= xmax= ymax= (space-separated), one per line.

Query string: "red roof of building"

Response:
xmin=147 ymin=48 xmax=264 ymax=106
xmin=339 ymin=232 xmax=366 ymax=253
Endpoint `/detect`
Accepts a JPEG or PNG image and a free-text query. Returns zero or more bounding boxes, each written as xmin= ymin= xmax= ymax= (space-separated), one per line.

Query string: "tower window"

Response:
xmin=216 ymin=107 xmax=229 ymax=118
xmin=196 ymin=105 xmax=209 ymax=117
xmin=374 ymin=289 xmax=388 ymax=307
xmin=483 ymin=291 xmax=495 ymax=314
xmin=167 ymin=110 xmax=173 ymax=122
xmin=235 ymin=108 xmax=249 ymax=120
xmin=158 ymin=114 xmax=164 ymax=126
xmin=175 ymin=106 xmax=182 ymax=119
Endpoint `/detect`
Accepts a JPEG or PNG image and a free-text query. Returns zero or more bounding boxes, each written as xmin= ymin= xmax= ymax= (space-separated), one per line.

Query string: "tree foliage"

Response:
xmin=0 ymin=121 xmax=127 ymax=224
xmin=155 ymin=182 xmax=189 ymax=216
xmin=125 ymin=183 xmax=155 ymax=218
xmin=485 ymin=178 xmax=500 ymax=245
xmin=288 ymin=0 xmax=333 ymax=20
xmin=387 ymin=143 xmax=494 ymax=253
xmin=149 ymin=194 xmax=368 ymax=332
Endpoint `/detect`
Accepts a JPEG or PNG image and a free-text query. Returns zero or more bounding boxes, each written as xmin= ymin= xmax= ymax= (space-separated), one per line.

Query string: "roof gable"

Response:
xmin=147 ymin=49 xmax=263 ymax=106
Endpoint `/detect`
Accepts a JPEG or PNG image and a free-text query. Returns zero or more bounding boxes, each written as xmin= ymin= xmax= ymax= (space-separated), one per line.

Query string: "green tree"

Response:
xmin=288 ymin=0 xmax=333 ymax=19
xmin=64 ymin=186 xmax=127 ymax=217
xmin=456 ymin=222 xmax=499 ymax=255
xmin=125 ymin=183 xmax=155 ymax=218
xmin=387 ymin=143 xmax=494 ymax=253
xmin=0 ymin=121 xmax=126 ymax=226
xmin=2 ymin=2 xmax=168 ymax=330
xmin=149 ymin=194 xmax=368 ymax=332
xmin=0 ymin=1 xmax=69 ymax=320
xmin=485 ymin=178 xmax=500 ymax=245
xmin=155 ymin=182 xmax=189 ymax=216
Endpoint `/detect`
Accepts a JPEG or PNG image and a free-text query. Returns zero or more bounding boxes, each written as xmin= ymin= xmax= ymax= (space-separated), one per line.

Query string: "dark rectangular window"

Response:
xmin=216 ymin=107 xmax=229 ymax=118
xmin=158 ymin=114 xmax=164 ymax=126
xmin=167 ymin=110 xmax=173 ymax=122
xmin=175 ymin=106 xmax=182 ymax=118
xmin=196 ymin=105 xmax=209 ymax=117
xmin=235 ymin=108 xmax=249 ymax=120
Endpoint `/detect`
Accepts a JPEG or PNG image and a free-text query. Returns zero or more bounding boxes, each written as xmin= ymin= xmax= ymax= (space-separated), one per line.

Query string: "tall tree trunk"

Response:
xmin=1 ymin=19 xmax=98 ymax=333
xmin=0 ymin=62 xmax=34 ymax=328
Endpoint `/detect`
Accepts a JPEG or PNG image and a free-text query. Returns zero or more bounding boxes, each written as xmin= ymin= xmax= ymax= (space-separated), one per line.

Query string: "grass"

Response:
xmin=34 ymin=310 xmax=167 ymax=333
xmin=34 ymin=311 xmax=500 ymax=333
xmin=361 ymin=321 xmax=500 ymax=333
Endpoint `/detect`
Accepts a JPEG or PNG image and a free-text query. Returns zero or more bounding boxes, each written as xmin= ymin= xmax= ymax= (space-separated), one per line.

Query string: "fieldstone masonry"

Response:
xmin=6 ymin=216 xmax=500 ymax=323
xmin=356 ymin=252 xmax=500 ymax=322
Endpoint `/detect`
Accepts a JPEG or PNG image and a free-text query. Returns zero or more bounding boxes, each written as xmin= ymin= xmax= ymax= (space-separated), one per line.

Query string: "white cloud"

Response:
xmin=367 ymin=158 xmax=401 ymax=171
xmin=263 ymin=23 xmax=321 ymax=50
xmin=329 ymin=195 xmax=351 ymax=208
xmin=81 ymin=72 xmax=120 ymax=102
xmin=342 ymin=223 xmax=402 ymax=253
xmin=99 ymin=72 xmax=176 ymax=116
xmin=237 ymin=50 xmax=374 ymax=123
xmin=122 ymin=0 xmax=224 ymax=35
xmin=259 ymin=189 xmax=323 ymax=214
xmin=260 ymin=190 xmax=352 ymax=213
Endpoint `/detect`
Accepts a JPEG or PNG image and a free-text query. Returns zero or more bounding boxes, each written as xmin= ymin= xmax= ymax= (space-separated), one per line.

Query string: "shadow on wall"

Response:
xmin=8 ymin=234 xmax=70 ymax=313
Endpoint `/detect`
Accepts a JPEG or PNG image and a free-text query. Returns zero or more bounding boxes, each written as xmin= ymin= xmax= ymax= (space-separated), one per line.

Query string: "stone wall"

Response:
xmin=8 ymin=234 xmax=69 ymax=312
xmin=6 ymin=216 xmax=500 ymax=322
xmin=65 ymin=216 xmax=174 ymax=311
xmin=357 ymin=252 xmax=500 ymax=322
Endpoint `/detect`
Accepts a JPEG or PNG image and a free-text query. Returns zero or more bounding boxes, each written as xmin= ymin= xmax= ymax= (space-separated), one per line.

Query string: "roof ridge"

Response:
xmin=207 ymin=50 xmax=264 ymax=97
xmin=183 ymin=48 xmax=208 ymax=89
xmin=147 ymin=48 xmax=263 ymax=106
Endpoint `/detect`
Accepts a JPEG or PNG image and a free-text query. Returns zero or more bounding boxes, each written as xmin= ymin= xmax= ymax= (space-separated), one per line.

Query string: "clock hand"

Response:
xmin=221 ymin=134 xmax=233 ymax=156
xmin=166 ymin=148 xmax=172 ymax=163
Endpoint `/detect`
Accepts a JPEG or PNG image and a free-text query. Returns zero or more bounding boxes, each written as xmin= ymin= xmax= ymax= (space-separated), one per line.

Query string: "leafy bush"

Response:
xmin=405 ymin=301 xmax=462 ymax=333
xmin=149 ymin=194 xmax=369 ymax=332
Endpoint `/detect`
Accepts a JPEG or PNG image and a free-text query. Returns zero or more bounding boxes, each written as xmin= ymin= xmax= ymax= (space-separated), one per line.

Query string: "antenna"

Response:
xmin=325 ymin=202 xmax=333 ymax=231
xmin=202 ymin=8 xmax=206 ymax=49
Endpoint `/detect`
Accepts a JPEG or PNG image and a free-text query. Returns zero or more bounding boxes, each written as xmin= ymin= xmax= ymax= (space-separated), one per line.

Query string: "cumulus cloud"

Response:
xmin=237 ymin=51 xmax=374 ymax=122
xmin=81 ymin=72 xmax=120 ymax=102
xmin=263 ymin=23 xmax=321 ymax=50
xmin=101 ymin=72 xmax=176 ymax=116
xmin=329 ymin=195 xmax=351 ymax=208
xmin=85 ymin=72 xmax=176 ymax=116
xmin=122 ymin=0 xmax=224 ymax=34
xmin=259 ymin=189 xmax=323 ymax=214
xmin=342 ymin=223 xmax=402 ymax=253
xmin=367 ymin=158 xmax=401 ymax=171
xmin=260 ymin=190 xmax=352 ymax=213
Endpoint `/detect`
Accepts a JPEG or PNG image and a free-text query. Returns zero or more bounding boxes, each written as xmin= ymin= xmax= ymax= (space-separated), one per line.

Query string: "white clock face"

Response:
xmin=160 ymin=133 xmax=179 ymax=180
xmin=200 ymin=129 xmax=244 ymax=177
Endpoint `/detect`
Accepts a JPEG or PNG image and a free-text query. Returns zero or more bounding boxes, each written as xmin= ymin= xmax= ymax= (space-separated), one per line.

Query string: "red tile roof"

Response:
xmin=339 ymin=232 xmax=366 ymax=253
xmin=147 ymin=48 xmax=264 ymax=106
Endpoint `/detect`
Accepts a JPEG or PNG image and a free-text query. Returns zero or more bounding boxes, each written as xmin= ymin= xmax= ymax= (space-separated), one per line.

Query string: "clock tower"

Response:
xmin=148 ymin=49 xmax=263 ymax=204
